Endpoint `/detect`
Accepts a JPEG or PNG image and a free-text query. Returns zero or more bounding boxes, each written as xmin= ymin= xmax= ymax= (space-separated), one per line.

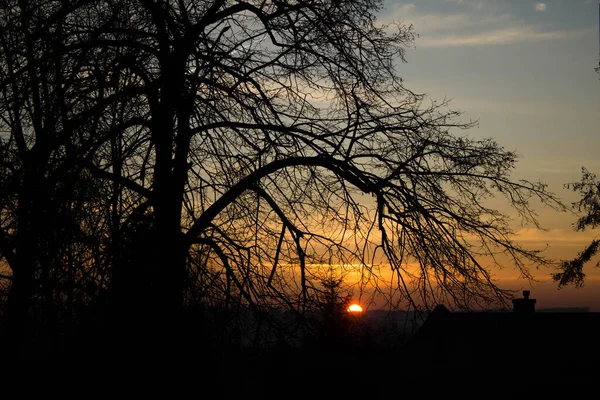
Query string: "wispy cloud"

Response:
xmin=382 ymin=3 xmax=511 ymax=33
xmin=380 ymin=3 xmax=594 ymax=47
xmin=419 ymin=26 xmax=593 ymax=47
xmin=513 ymin=228 xmax=600 ymax=245
xmin=444 ymin=0 xmax=485 ymax=8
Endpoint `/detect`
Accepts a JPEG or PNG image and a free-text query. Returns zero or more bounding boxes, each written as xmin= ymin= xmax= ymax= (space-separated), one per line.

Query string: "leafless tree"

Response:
xmin=0 ymin=0 xmax=565 ymax=363
xmin=87 ymin=0 xmax=563 ymax=333
xmin=0 ymin=0 xmax=120 ymax=361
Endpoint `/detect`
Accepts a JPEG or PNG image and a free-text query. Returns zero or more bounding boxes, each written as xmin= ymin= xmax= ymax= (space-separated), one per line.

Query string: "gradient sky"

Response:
xmin=375 ymin=0 xmax=600 ymax=310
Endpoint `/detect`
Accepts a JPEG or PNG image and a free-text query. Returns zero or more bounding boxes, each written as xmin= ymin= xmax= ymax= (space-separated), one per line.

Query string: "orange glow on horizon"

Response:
xmin=347 ymin=303 xmax=363 ymax=313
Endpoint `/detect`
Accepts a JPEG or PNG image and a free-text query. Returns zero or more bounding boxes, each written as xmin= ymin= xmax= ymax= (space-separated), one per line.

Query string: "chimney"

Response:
xmin=512 ymin=290 xmax=536 ymax=313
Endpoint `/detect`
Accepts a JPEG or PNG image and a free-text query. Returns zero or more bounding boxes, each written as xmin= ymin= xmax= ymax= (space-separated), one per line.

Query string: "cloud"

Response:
xmin=512 ymin=228 xmax=600 ymax=245
xmin=418 ymin=26 xmax=592 ymax=47
xmin=445 ymin=0 xmax=485 ymax=8
xmin=535 ymin=3 xmax=547 ymax=12
xmin=378 ymin=3 xmax=594 ymax=48
xmin=381 ymin=3 xmax=511 ymax=33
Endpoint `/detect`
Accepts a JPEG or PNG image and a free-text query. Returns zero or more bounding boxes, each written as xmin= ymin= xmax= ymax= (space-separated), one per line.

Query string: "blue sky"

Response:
xmin=375 ymin=1 xmax=600 ymax=309
xmin=377 ymin=0 xmax=599 ymax=227
xmin=377 ymin=1 xmax=599 ymax=191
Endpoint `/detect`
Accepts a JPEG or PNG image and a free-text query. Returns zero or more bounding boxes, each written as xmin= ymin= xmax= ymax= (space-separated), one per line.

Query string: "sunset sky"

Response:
xmin=376 ymin=0 xmax=600 ymax=310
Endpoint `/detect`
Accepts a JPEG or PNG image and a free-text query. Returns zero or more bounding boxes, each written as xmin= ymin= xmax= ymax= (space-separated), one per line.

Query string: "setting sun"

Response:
xmin=347 ymin=304 xmax=363 ymax=313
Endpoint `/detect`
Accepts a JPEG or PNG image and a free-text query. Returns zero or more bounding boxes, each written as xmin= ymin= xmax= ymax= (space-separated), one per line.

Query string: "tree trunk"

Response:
xmin=4 ymin=262 xmax=34 ymax=365
xmin=5 ymin=195 xmax=39 ymax=365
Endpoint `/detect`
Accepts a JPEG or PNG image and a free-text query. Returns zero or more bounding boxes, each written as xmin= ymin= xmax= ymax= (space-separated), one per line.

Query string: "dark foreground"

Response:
xmin=4 ymin=334 xmax=598 ymax=398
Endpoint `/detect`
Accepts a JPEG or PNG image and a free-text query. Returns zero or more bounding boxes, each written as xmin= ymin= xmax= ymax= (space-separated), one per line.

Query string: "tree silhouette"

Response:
xmin=0 ymin=0 xmax=113 ymax=362
xmin=0 ymin=0 xmax=564 ymax=365
xmin=313 ymin=268 xmax=353 ymax=350
xmin=551 ymin=60 xmax=600 ymax=288
xmin=553 ymin=168 xmax=600 ymax=287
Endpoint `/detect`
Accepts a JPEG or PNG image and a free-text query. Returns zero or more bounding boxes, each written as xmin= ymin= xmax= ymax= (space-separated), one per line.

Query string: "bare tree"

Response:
xmin=0 ymin=0 xmax=121 ymax=362
xmin=0 ymin=0 xmax=565 ymax=365
xmin=83 ymin=0 xmax=563 ymax=329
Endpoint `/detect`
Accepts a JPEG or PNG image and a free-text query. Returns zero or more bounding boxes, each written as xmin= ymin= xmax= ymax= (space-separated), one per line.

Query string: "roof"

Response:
xmin=407 ymin=292 xmax=600 ymax=379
